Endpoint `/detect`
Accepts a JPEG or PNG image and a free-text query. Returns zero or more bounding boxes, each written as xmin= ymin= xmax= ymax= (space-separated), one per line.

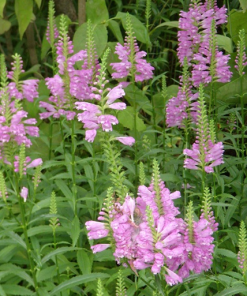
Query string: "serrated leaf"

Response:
xmin=50 ymin=273 xmax=110 ymax=295
xmin=73 ymin=23 xmax=108 ymax=58
xmin=15 ymin=0 xmax=33 ymax=39
xmin=0 ymin=18 xmax=11 ymax=34
xmin=41 ymin=247 xmax=81 ymax=264
xmin=118 ymin=106 xmax=146 ymax=131
xmin=115 ymin=12 xmax=150 ymax=45
xmin=27 ymin=225 xmax=53 ymax=237
xmin=0 ymin=0 xmax=6 ymax=18
xmin=86 ymin=0 xmax=109 ymax=24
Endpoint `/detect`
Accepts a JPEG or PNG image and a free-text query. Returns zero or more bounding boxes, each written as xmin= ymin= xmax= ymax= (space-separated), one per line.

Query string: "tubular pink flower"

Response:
xmin=20 ymin=187 xmax=28 ymax=202
xmin=115 ymin=136 xmax=135 ymax=146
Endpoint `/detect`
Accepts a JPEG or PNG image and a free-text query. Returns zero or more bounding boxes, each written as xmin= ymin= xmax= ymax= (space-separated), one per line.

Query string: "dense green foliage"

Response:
xmin=0 ymin=0 xmax=247 ymax=295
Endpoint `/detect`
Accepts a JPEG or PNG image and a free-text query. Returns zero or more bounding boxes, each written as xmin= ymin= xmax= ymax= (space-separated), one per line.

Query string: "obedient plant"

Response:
xmin=111 ymin=13 xmax=154 ymax=82
xmin=183 ymin=84 xmax=224 ymax=173
xmin=86 ymin=160 xmax=217 ymax=286
xmin=0 ymin=54 xmax=39 ymax=166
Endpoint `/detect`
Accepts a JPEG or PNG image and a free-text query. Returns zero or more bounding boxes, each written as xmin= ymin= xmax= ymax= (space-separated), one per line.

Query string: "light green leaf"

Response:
xmin=6 ymin=231 xmax=26 ymax=249
xmin=77 ymin=250 xmax=93 ymax=275
xmin=214 ymin=284 xmax=247 ymax=296
xmin=227 ymin=10 xmax=247 ymax=46
xmin=0 ymin=245 xmax=20 ymax=263
xmin=216 ymin=74 xmax=247 ymax=103
xmin=0 ymin=0 xmax=6 ymax=18
xmin=41 ymin=247 xmax=81 ymax=264
xmin=108 ymin=20 xmax=123 ymax=43
xmin=216 ymin=34 xmax=233 ymax=53
xmin=0 ymin=264 xmax=34 ymax=286
xmin=124 ymin=84 xmax=153 ymax=115
xmin=70 ymin=216 xmax=81 ymax=247
xmin=27 ymin=225 xmax=53 ymax=237
xmin=35 ymin=0 xmax=42 ymax=8
xmin=118 ymin=106 xmax=146 ymax=131
xmin=73 ymin=23 xmax=108 ymax=57
xmin=1 ymin=284 xmax=34 ymax=295
xmin=115 ymin=12 xmax=150 ymax=45
xmin=86 ymin=0 xmax=109 ymax=24
xmin=0 ymin=285 xmax=6 ymax=296
xmin=152 ymin=21 xmax=179 ymax=33
xmin=55 ymin=180 xmax=72 ymax=199
xmin=239 ymin=0 xmax=247 ymax=12
xmin=0 ymin=18 xmax=11 ymax=34
xmin=15 ymin=0 xmax=33 ymax=39
xmin=50 ymin=273 xmax=110 ymax=295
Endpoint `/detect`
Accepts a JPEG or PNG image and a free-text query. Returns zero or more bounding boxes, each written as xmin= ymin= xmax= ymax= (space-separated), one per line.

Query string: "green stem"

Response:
xmin=240 ymin=74 xmax=245 ymax=191
xmin=15 ymin=175 xmax=39 ymax=294
xmin=53 ymin=229 xmax=62 ymax=296
xmin=48 ymin=119 xmax=54 ymax=160
xmin=59 ymin=118 xmax=66 ymax=156
xmin=71 ymin=119 xmax=77 ymax=217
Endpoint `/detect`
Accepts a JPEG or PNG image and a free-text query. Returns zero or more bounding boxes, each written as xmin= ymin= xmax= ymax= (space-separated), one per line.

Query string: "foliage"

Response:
xmin=0 ymin=0 xmax=246 ymax=295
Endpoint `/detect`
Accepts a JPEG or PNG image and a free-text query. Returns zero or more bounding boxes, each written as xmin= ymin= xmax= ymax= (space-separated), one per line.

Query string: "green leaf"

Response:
xmin=0 ymin=18 xmax=11 ymax=34
xmin=0 ymin=285 xmax=6 ymax=296
xmin=160 ymin=173 xmax=180 ymax=183
xmin=227 ymin=10 xmax=247 ymax=46
xmin=118 ymin=106 xmax=146 ymax=131
xmin=0 ymin=245 xmax=20 ymax=263
xmin=34 ymin=0 xmax=42 ymax=8
xmin=239 ymin=0 xmax=247 ymax=12
xmin=50 ymin=273 xmax=110 ymax=295
xmin=1 ymin=285 xmax=34 ymax=295
xmin=86 ymin=0 xmax=109 ymax=24
xmin=70 ymin=216 xmax=81 ymax=247
xmin=0 ymin=264 xmax=34 ymax=286
xmin=124 ymin=84 xmax=153 ymax=115
xmin=216 ymin=34 xmax=233 ymax=53
xmin=152 ymin=21 xmax=179 ymax=31
xmin=0 ymin=0 xmax=6 ymax=18
xmin=214 ymin=284 xmax=247 ymax=296
xmin=55 ymin=180 xmax=72 ymax=199
xmin=41 ymin=247 xmax=81 ymax=264
xmin=216 ymin=74 xmax=247 ymax=103
xmin=73 ymin=23 xmax=108 ymax=57
xmin=115 ymin=12 xmax=150 ymax=45
xmin=6 ymin=231 xmax=26 ymax=249
xmin=27 ymin=225 xmax=53 ymax=237
xmin=77 ymin=250 xmax=93 ymax=275
xmin=108 ymin=20 xmax=123 ymax=43
xmin=15 ymin=0 xmax=33 ymax=39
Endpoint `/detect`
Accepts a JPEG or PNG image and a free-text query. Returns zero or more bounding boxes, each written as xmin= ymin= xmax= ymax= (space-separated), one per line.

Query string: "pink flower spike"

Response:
xmin=91 ymin=244 xmax=110 ymax=253
xmin=165 ymin=268 xmax=183 ymax=286
xmin=116 ymin=136 xmax=135 ymax=146
xmin=20 ymin=187 xmax=28 ymax=202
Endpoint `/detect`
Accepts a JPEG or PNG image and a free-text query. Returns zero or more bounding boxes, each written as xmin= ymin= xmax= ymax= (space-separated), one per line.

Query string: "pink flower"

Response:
xmin=20 ymin=187 xmax=28 ymax=202
xmin=115 ymin=136 xmax=135 ymax=146
xmin=91 ymin=244 xmax=111 ymax=253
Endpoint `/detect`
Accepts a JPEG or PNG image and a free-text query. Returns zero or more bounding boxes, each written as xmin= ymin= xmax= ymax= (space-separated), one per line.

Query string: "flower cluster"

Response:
xmin=110 ymin=14 xmax=154 ymax=82
xmin=0 ymin=55 xmax=39 ymax=165
xmin=86 ymin=161 xmax=217 ymax=286
xmin=183 ymin=85 xmax=224 ymax=173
